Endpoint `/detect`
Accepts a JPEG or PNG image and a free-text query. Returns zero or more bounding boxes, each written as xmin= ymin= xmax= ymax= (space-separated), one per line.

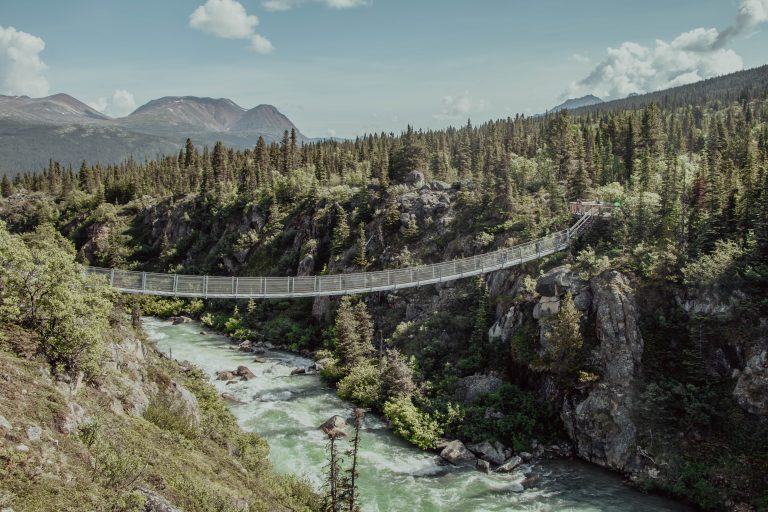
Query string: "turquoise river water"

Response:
xmin=143 ymin=317 xmax=692 ymax=512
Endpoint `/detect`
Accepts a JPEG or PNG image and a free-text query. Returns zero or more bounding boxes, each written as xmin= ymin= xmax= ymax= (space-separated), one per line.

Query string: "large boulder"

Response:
xmin=467 ymin=441 xmax=506 ymax=466
xmin=561 ymin=271 xmax=644 ymax=472
xmin=166 ymin=381 xmax=202 ymax=427
xmin=235 ymin=366 xmax=257 ymax=381
xmin=733 ymin=351 xmax=768 ymax=416
xmin=439 ymin=440 xmax=477 ymax=466
xmin=496 ymin=455 xmax=522 ymax=473
xmin=454 ymin=374 xmax=503 ymax=404
xmin=488 ymin=305 xmax=522 ymax=342
xmin=58 ymin=402 xmax=87 ymax=435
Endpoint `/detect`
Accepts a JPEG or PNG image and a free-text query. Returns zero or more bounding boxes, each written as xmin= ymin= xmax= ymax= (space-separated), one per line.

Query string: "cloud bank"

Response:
xmin=0 ymin=25 xmax=49 ymax=97
xmin=89 ymin=89 xmax=137 ymax=118
xmin=563 ymin=0 xmax=768 ymax=100
xmin=190 ymin=0 xmax=273 ymax=53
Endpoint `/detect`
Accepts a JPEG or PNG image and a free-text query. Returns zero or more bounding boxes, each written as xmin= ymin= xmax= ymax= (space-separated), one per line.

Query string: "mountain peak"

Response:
xmin=550 ymin=94 xmax=604 ymax=112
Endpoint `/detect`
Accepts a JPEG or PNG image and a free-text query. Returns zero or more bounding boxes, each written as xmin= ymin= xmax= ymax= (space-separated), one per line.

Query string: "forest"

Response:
xmin=2 ymin=67 xmax=768 ymax=511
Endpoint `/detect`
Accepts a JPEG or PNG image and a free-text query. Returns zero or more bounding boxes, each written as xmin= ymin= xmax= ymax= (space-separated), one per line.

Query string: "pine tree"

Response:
xmin=332 ymin=206 xmax=351 ymax=257
xmin=1 ymin=175 xmax=12 ymax=198
xmin=354 ymin=222 xmax=368 ymax=268
xmin=541 ymin=291 xmax=583 ymax=382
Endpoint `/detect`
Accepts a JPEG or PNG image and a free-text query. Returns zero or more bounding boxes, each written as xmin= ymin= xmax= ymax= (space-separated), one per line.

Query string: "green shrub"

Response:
xmin=682 ymin=239 xmax=743 ymax=286
xmin=144 ymin=397 xmax=198 ymax=440
xmin=383 ymin=396 xmax=442 ymax=450
xmin=337 ymin=362 xmax=382 ymax=408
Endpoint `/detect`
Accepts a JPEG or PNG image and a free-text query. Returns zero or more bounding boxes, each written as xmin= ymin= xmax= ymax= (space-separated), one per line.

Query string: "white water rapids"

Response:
xmin=143 ymin=317 xmax=692 ymax=512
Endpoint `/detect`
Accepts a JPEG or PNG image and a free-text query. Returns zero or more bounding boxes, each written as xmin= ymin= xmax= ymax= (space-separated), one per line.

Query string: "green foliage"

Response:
xmin=337 ymin=361 xmax=382 ymax=408
xmin=138 ymin=297 xmax=204 ymax=318
xmin=90 ymin=440 xmax=145 ymax=490
xmin=670 ymin=463 xmax=722 ymax=510
xmin=383 ymin=396 xmax=442 ymax=450
xmin=448 ymin=383 xmax=561 ymax=452
xmin=574 ymin=245 xmax=611 ymax=279
xmin=536 ymin=292 xmax=584 ymax=382
xmin=682 ymin=239 xmax=744 ymax=286
xmin=0 ymin=222 xmax=114 ymax=379
xmin=144 ymin=396 xmax=198 ymax=440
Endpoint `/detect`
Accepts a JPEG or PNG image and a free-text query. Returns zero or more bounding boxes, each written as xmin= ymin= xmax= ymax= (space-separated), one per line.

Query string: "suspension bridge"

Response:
xmin=85 ymin=203 xmax=608 ymax=299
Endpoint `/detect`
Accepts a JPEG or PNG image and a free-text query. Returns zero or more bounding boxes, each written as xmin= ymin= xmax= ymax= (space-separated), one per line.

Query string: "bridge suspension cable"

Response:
xmin=85 ymin=206 xmax=600 ymax=299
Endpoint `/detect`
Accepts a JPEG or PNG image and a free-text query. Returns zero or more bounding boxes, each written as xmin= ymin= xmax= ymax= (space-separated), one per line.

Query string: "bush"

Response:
xmin=682 ymin=239 xmax=743 ymax=286
xmin=383 ymin=396 xmax=442 ymax=450
xmin=337 ymin=362 xmax=382 ymax=408
xmin=144 ymin=396 xmax=198 ymax=440
xmin=0 ymin=222 xmax=114 ymax=379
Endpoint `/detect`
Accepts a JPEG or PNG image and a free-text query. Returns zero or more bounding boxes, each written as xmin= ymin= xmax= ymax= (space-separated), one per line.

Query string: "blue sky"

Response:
xmin=1 ymin=0 xmax=767 ymax=138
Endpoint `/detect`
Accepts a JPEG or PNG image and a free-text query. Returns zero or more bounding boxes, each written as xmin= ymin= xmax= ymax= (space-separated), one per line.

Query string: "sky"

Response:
xmin=1 ymin=0 xmax=768 ymax=138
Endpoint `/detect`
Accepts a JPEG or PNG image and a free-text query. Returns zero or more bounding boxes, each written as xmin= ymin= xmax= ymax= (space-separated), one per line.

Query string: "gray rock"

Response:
xmin=236 ymin=366 xmax=257 ymax=381
xmin=439 ymin=440 xmax=477 ymax=466
xmin=454 ymin=374 xmax=503 ymax=404
xmin=496 ymin=456 xmax=522 ymax=473
xmin=519 ymin=451 xmax=533 ymax=462
xmin=733 ymin=351 xmax=768 ymax=415
xmin=561 ymin=271 xmax=644 ymax=473
xmin=136 ymin=487 xmax=181 ymax=512
xmin=533 ymin=295 xmax=560 ymax=319
xmin=297 ymin=253 xmax=315 ymax=276
xmin=58 ymin=402 xmax=87 ymax=434
xmin=534 ymin=265 xmax=591 ymax=310
xmin=171 ymin=316 xmax=193 ymax=325
xmin=26 ymin=425 xmax=42 ymax=443
xmin=405 ymin=170 xmax=425 ymax=186
xmin=319 ymin=415 xmax=347 ymax=435
xmin=0 ymin=414 xmax=11 ymax=431
xmin=488 ymin=305 xmax=523 ymax=341
xmin=15 ymin=443 xmax=29 ymax=452
xmin=167 ymin=381 xmax=201 ymax=427
xmin=430 ymin=180 xmax=451 ymax=191
xmin=467 ymin=441 xmax=506 ymax=466
xmin=476 ymin=459 xmax=491 ymax=473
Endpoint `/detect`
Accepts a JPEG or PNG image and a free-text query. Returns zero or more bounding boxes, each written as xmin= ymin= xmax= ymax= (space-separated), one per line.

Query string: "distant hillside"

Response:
xmin=550 ymin=94 xmax=603 ymax=112
xmin=0 ymin=95 xmax=307 ymax=174
xmin=562 ymin=65 xmax=768 ymax=115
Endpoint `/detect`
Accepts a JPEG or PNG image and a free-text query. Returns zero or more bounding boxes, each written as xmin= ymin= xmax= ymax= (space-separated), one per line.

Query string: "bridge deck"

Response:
xmin=86 ymin=207 xmax=598 ymax=299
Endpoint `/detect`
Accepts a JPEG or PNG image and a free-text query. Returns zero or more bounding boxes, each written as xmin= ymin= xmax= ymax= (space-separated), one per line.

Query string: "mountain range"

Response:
xmin=0 ymin=94 xmax=307 ymax=173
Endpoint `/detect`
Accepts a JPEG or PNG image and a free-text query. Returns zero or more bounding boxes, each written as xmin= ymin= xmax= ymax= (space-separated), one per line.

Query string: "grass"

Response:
xmin=0 ymin=325 xmax=320 ymax=512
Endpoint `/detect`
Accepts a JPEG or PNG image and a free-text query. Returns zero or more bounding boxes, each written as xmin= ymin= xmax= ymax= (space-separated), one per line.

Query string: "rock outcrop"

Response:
xmin=733 ymin=351 xmax=768 ymax=416
xmin=453 ymin=374 xmax=503 ymax=404
xmin=562 ymin=271 xmax=643 ymax=472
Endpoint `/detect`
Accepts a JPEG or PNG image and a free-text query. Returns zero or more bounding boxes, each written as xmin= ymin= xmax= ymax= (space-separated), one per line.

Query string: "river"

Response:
xmin=143 ymin=317 xmax=692 ymax=512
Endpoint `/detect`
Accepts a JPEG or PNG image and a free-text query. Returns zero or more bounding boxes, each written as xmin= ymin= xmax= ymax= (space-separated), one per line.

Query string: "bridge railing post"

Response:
xmin=173 ymin=274 xmax=178 ymax=295
xmin=109 ymin=269 xmax=115 ymax=287
xmin=203 ymin=275 xmax=208 ymax=299
xmin=141 ymin=272 xmax=146 ymax=292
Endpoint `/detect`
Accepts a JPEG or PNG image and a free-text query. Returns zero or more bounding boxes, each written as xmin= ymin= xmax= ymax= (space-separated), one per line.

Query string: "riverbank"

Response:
xmin=145 ymin=316 xmax=693 ymax=512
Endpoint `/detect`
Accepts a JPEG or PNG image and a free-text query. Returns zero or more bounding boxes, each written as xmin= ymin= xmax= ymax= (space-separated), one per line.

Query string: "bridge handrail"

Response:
xmin=85 ymin=206 xmax=598 ymax=298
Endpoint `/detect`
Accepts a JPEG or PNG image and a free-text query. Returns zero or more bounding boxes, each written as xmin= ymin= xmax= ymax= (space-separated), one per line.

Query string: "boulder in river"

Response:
xmin=439 ymin=440 xmax=477 ymax=466
xmin=216 ymin=371 xmax=235 ymax=381
xmin=467 ymin=441 xmax=506 ymax=466
xmin=253 ymin=357 xmax=267 ymax=364
xmin=496 ymin=456 xmax=522 ymax=473
xmin=236 ymin=366 xmax=256 ymax=381
xmin=476 ymin=459 xmax=491 ymax=473
xmin=171 ymin=316 xmax=193 ymax=325
xmin=319 ymin=415 xmax=348 ymax=437
xmin=221 ymin=393 xmax=245 ymax=405
xmin=290 ymin=367 xmax=307 ymax=375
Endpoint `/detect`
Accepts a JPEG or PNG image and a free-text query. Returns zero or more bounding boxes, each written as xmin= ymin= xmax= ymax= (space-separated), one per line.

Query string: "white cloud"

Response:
xmin=434 ymin=93 xmax=487 ymax=121
xmin=88 ymin=89 xmax=136 ymax=118
xmin=563 ymin=0 xmax=768 ymax=100
xmin=262 ymin=0 xmax=302 ymax=11
xmin=324 ymin=0 xmax=369 ymax=8
xmin=190 ymin=0 xmax=276 ymax=54
xmin=261 ymin=0 xmax=369 ymax=10
xmin=0 ymin=25 xmax=49 ymax=97
xmin=190 ymin=0 xmax=259 ymax=39
xmin=570 ymin=53 xmax=591 ymax=65
xmin=250 ymin=34 xmax=274 ymax=54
